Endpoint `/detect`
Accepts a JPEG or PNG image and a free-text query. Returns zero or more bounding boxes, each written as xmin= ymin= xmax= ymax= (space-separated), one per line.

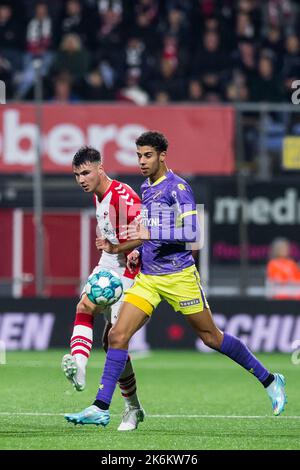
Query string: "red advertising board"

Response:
xmin=22 ymin=213 xmax=81 ymax=297
xmin=0 ymin=104 xmax=234 ymax=174
xmin=0 ymin=209 xmax=13 ymax=281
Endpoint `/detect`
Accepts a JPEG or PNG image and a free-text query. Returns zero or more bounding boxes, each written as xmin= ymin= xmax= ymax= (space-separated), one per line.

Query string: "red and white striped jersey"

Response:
xmin=94 ymin=180 xmax=141 ymax=279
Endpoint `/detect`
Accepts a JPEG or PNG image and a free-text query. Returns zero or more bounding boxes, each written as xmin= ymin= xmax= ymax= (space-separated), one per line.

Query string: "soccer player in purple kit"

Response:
xmin=65 ymin=131 xmax=287 ymax=427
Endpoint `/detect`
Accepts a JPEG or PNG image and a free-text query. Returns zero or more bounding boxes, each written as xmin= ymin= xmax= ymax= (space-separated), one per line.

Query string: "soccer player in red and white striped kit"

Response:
xmin=62 ymin=146 xmax=144 ymax=431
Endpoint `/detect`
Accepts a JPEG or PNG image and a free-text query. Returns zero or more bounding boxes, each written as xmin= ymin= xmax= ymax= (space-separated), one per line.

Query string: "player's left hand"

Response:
xmin=95 ymin=238 xmax=118 ymax=254
xmin=121 ymin=215 xmax=150 ymax=241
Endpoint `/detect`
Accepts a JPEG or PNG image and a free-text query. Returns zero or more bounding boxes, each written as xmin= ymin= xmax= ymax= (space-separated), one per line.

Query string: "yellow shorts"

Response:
xmin=123 ymin=264 xmax=209 ymax=316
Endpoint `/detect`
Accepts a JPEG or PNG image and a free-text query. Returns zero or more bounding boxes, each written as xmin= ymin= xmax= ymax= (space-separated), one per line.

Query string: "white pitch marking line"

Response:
xmin=0 ymin=412 xmax=299 ymax=419
xmin=3 ymin=361 xmax=298 ymax=371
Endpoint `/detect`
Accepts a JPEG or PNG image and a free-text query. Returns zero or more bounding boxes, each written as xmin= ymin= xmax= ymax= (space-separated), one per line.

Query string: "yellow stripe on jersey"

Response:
xmin=148 ymin=174 xmax=167 ymax=187
xmin=176 ymin=210 xmax=197 ymax=227
xmin=178 ymin=210 xmax=197 ymax=220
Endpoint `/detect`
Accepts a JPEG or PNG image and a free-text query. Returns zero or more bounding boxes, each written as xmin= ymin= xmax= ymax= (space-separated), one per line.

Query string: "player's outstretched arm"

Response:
xmin=95 ymin=237 xmax=142 ymax=254
xmin=122 ymin=213 xmax=200 ymax=243
xmin=121 ymin=215 xmax=150 ymax=241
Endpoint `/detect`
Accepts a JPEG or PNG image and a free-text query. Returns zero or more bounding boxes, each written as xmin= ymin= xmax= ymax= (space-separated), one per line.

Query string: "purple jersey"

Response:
xmin=140 ymin=170 xmax=199 ymax=275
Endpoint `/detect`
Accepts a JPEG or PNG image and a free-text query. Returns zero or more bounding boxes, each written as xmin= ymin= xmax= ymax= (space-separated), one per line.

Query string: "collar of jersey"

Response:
xmin=97 ymin=179 xmax=115 ymax=202
xmin=148 ymin=170 xmax=172 ymax=187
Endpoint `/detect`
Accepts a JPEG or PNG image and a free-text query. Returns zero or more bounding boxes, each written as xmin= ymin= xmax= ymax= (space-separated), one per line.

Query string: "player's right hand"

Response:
xmin=127 ymin=249 xmax=140 ymax=273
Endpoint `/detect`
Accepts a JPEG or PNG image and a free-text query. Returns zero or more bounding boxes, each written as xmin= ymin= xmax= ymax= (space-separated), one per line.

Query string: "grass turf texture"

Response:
xmin=0 ymin=350 xmax=299 ymax=450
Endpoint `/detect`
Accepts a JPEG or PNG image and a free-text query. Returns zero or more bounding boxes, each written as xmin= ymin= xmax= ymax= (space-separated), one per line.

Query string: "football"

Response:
xmin=84 ymin=269 xmax=123 ymax=307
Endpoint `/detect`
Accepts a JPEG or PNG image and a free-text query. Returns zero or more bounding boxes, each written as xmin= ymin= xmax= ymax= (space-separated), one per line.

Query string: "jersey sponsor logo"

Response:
xmin=146 ymin=218 xmax=160 ymax=227
xmin=139 ymin=202 xmax=201 ymax=243
xmin=179 ymin=299 xmax=200 ymax=307
xmin=141 ymin=207 xmax=160 ymax=227
xmin=141 ymin=208 xmax=153 ymax=226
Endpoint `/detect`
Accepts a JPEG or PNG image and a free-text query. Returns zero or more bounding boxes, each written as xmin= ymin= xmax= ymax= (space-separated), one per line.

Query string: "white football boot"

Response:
xmin=117 ymin=406 xmax=145 ymax=431
xmin=61 ymin=354 xmax=85 ymax=391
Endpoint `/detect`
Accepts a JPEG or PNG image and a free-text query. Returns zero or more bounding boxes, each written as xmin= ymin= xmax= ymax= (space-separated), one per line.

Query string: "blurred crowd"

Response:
xmin=266 ymin=238 xmax=300 ymax=299
xmin=1 ymin=0 xmax=300 ymax=103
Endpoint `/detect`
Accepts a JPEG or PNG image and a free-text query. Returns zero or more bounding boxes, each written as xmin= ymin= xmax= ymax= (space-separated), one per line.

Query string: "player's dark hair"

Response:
xmin=136 ymin=131 xmax=168 ymax=153
xmin=72 ymin=146 xmax=101 ymax=166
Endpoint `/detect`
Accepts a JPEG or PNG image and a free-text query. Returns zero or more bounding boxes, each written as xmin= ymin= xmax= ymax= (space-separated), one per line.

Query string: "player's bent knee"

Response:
xmin=108 ymin=327 xmax=130 ymax=349
xmin=201 ymin=331 xmax=222 ymax=350
xmin=76 ymin=298 xmax=96 ymax=314
xmin=76 ymin=301 xmax=93 ymax=314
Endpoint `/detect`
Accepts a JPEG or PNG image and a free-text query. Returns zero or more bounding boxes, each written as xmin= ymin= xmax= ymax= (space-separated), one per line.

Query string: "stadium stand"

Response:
xmin=0 ymin=0 xmax=300 ymax=103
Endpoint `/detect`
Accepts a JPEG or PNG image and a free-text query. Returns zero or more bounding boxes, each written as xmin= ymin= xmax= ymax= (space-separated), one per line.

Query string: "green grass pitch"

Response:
xmin=0 ymin=350 xmax=299 ymax=450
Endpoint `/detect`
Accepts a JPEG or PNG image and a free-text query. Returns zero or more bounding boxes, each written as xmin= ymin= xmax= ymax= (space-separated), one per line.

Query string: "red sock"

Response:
xmin=118 ymin=355 xmax=141 ymax=408
xmin=70 ymin=312 xmax=94 ymax=367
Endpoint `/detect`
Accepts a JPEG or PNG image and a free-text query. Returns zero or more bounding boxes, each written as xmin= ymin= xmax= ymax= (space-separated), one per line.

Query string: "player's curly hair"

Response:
xmin=72 ymin=146 xmax=101 ymax=166
xmin=136 ymin=131 xmax=168 ymax=153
